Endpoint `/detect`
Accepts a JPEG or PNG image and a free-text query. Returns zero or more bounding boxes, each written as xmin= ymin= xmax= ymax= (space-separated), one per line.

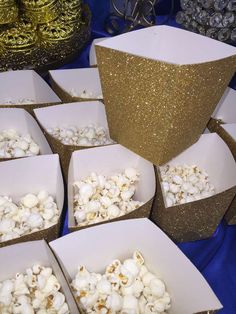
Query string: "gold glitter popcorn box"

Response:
xmin=151 ymin=133 xmax=236 ymax=242
xmin=50 ymin=218 xmax=222 ymax=314
xmin=49 ymin=68 xmax=103 ymax=103
xmin=0 ymin=240 xmax=79 ymax=313
xmin=96 ymin=25 xmax=236 ymax=166
xmin=0 ymin=108 xmax=52 ymax=162
xmin=34 ymin=101 xmax=112 ymax=180
xmin=67 ymin=144 xmax=155 ymax=232
xmin=0 ymin=154 xmax=64 ymax=248
xmin=0 ymin=70 xmax=61 ymax=116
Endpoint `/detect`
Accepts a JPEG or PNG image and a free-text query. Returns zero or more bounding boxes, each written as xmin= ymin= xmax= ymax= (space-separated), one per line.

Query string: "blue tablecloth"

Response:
xmin=61 ymin=1 xmax=236 ymax=313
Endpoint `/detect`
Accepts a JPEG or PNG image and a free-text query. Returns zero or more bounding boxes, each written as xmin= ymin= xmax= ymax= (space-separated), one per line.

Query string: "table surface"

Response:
xmin=60 ymin=1 xmax=236 ymax=313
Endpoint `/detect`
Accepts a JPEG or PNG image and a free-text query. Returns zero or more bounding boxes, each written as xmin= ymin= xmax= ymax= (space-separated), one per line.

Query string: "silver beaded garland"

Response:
xmin=176 ymin=0 xmax=236 ymax=43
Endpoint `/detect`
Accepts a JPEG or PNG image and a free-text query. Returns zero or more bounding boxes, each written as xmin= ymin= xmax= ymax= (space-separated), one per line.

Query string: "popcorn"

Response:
xmin=47 ymin=124 xmax=113 ymax=147
xmin=0 ymin=129 xmax=40 ymax=159
xmin=0 ymin=191 xmax=59 ymax=243
xmin=71 ymin=251 xmax=171 ymax=313
xmin=0 ymin=265 xmax=70 ymax=313
xmin=160 ymin=164 xmax=215 ymax=207
xmin=73 ymin=169 xmax=144 ymax=227
xmin=69 ymin=88 xmax=103 ymax=99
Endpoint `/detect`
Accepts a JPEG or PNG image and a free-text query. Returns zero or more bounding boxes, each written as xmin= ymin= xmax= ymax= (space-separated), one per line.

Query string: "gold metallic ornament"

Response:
xmin=0 ymin=26 xmax=37 ymax=51
xmin=61 ymin=0 xmax=81 ymax=10
xmin=0 ymin=1 xmax=18 ymax=25
xmin=21 ymin=0 xmax=61 ymax=24
xmin=38 ymin=19 xmax=75 ymax=42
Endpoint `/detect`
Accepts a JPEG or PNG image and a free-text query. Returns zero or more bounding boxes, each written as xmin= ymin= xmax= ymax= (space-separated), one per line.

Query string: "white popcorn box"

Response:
xmin=96 ymin=25 xmax=236 ymax=166
xmin=49 ymin=68 xmax=103 ymax=103
xmin=68 ymin=144 xmax=155 ymax=232
xmin=0 ymin=108 xmax=52 ymax=162
xmin=151 ymin=133 xmax=236 ymax=242
xmin=0 ymin=240 xmax=79 ymax=313
xmin=89 ymin=37 xmax=107 ymax=66
xmin=0 ymin=154 xmax=64 ymax=248
xmin=50 ymin=218 xmax=222 ymax=314
xmin=34 ymin=101 xmax=112 ymax=180
xmin=0 ymin=70 xmax=61 ymax=115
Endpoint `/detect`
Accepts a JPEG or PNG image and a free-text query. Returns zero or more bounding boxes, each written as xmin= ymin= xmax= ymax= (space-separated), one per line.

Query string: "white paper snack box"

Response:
xmin=152 ymin=133 xmax=236 ymax=242
xmin=34 ymin=101 xmax=112 ymax=178
xmin=68 ymin=144 xmax=155 ymax=231
xmin=212 ymin=87 xmax=236 ymax=124
xmin=0 ymin=240 xmax=79 ymax=313
xmin=89 ymin=37 xmax=108 ymax=66
xmin=50 ymin=218 xmax=222 ymax=314
xmin=0 ymin=108 xmax=52 ymax=160
xmin=49 ymin=68 xmax=103 ymax=102
xmin=0 ymin=70 xmax=61 ymax=113
xmin=0 ymin=154 xmax=64 ymax=247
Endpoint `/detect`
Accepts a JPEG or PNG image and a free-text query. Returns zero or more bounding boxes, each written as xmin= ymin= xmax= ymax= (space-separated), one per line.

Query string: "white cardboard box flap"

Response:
xmin=165 ymin=133 xmax=236 ymax=193
xmin=222 ymin=123 xmax=236 ymax=141
xmin=96 ymin=25 xmax=236 ymax=65
xmin=50 ymin=218 xmax=222 ymax=314
xmin=90 ymin=37 xmax=108 ymax=66
xmin=0 ymin=70 xmax=61 ymax=105
xmin=0 ymin=240 xmax=79 ymax=313
xmin=49 ymin=68 xmax=103 ymax=98
xmin=68 ymin=144 xmax=155 ymax=227
xmin=34 ymin=101 xmax=109 ymax=130
xmin=212 ymin=87 xmax=236 ymax=123
xmin=0 ymin=108 xmax=52 ymax=155
xmin=0 ymin=154 xmax=64 ymax=211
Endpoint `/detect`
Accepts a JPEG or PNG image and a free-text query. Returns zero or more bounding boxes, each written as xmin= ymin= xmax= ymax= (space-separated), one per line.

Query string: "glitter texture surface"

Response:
xmin=96 ymin=46 xmax=236 ymax=166
xmin=151 ymin=167 xmax=236 ymax=242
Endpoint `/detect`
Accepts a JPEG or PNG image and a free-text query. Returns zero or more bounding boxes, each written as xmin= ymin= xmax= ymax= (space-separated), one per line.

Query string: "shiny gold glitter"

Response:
xmin=0 ymin=221 xmax=60 ymax=248
xmin=96 ymin=46 xmax=236 ymax=166
xmin=225 ymin=196 xmax=236 ymax=225
xmin=69 ymin=198 xmax=154 ymax=233
xmin=151 ymin=167 xmax=236 ymax=242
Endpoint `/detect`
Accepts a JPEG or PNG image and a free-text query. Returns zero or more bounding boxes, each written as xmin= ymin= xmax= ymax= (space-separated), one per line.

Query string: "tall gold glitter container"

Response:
xmin=96 ymin=26 xmax=236 ymax=166
xmin=0 ymin=0 xmax=18 ymax=25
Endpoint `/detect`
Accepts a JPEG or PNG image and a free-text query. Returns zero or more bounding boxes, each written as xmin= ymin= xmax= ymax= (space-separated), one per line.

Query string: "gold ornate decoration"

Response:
xmin=0 ymin=0 xmax=18 ymax=25
xmin=0 ymin=2 xmax=91 ymax=73
xmin=21 ymin=0 xmax=61 ymax=24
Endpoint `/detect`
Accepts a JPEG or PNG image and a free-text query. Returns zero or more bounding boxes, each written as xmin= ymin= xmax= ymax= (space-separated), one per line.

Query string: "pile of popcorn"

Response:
xmin=0 ymin=191 xmax=59 ymax=242
xmin=69 ymin=88 xmax=103 ymax=99
xmin=0 ymin=265 xmax=70 ymax=314
xmin=0 ymin=129 xmax=40 ymax=158
xmin=47 ymin=125 xmax=113 ymax=147
xmin=160 ymin=164 xmax=215 ymax=207
xmin=73 ymin=168 xmax=143 ymax=226
xmin=4 ymin=98 xmax=35 ymax=104
xmin=72 ymin=251 xmax=171 ymax=313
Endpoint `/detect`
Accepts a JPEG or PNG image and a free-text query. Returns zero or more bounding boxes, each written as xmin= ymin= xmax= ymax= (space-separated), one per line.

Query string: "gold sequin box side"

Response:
xmin=69 ymin=198 xmax=154 ymax=233
xmin=151 ymin=167 xmax=236 ymax=242
xmin=51 ymin=77 xmax=102 ymax=103
xmin=21 ymin=0 xmax=61 ymax=24
xmin=0 ymin=0 xmax=18 ymax=24
xmin=96 ymin=46 xmax=236 ymax=166
xmin=0 ymin=220 xmax=61 ymax=248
